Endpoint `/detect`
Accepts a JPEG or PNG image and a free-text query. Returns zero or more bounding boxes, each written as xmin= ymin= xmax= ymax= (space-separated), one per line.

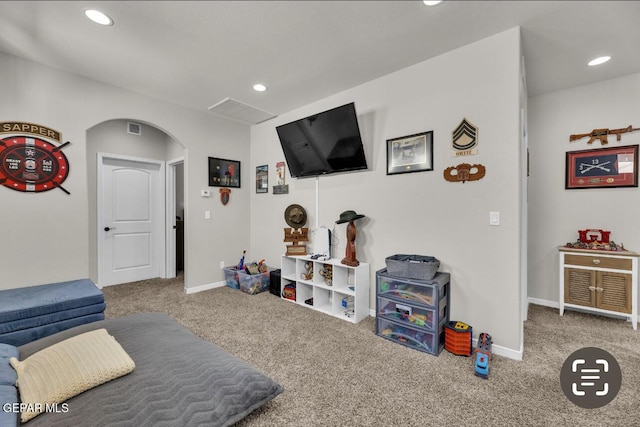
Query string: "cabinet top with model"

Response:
xmin=558 ymin=246 xmax=639 ymax=257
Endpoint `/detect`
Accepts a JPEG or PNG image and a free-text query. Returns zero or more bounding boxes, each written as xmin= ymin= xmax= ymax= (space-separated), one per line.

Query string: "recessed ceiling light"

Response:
xmin=84 ymin=9 xmax=113 ymax=26
xmin=253 ymin=83 xmax=268 ymax=92
xmin=588 ymin=56 xmax=611 ymax=66
xmin=423 ymin=1 xmax=443 ymax=6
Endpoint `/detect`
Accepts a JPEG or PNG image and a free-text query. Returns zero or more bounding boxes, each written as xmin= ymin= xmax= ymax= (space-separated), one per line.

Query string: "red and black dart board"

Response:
xmin=0 ymin=136 xmax=70 ymax=193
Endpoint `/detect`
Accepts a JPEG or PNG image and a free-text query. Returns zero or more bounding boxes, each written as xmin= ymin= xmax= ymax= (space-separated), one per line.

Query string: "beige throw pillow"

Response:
xmin=10 ymin=328 xmax=135 ymax=423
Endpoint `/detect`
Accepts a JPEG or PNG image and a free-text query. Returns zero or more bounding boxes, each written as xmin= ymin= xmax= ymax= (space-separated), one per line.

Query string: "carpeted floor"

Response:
xmin=103 ymin=276 xmax=640 ymax=426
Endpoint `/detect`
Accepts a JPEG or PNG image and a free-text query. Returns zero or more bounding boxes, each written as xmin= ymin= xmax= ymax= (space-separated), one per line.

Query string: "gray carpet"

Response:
xmin=103 ymin=276 xmax=640 ymax=426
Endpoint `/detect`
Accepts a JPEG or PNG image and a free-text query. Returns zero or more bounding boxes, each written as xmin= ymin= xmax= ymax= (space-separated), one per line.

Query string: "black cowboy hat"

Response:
xmin=335 ymin=210 xmax=365 ymax=224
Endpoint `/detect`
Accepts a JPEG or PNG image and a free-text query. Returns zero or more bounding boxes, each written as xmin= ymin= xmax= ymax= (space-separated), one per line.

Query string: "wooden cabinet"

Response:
xmin=559 ymin=247 xmax=638 ymax=329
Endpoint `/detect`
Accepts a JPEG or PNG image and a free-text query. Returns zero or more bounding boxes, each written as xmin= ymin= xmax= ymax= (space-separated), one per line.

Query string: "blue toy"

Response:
xmin=237 ymin=250 xmax=246 ymax=270
xmin=474 ymin=332 xmax=492 ymax=379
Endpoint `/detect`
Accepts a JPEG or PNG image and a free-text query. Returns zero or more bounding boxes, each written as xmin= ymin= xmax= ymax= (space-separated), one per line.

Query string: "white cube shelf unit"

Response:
xmin=280 ymin=255 xmax=370 ymax=323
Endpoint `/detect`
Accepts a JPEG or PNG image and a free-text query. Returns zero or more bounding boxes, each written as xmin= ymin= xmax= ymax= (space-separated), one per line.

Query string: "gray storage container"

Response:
xmin=385 ymin=254 xmax=440 ymax=280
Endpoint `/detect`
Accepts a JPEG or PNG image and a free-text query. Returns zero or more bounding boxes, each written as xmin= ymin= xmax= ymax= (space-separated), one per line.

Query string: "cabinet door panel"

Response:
xmin=564 ymin=268 xmax=595 ymax=307
xmin=597 ymin=271 xmax=632 ymax=314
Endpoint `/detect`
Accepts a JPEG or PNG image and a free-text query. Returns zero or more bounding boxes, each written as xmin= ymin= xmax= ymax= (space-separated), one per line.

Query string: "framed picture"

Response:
xmin=565 ymin=145 xmax=638 ymax=189
xmin=256 ymin=165 xmax=268 ymax=193
xmin=386 ymin=131 xmax=434 ymax=175
xmin=208 ymin=157 xmax=241 ymax=188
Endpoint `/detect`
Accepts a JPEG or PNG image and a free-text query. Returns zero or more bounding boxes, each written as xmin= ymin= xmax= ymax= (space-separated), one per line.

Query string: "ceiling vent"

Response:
xmin=208 ymin=97 xmax=277 ymax=125
xmin=127 ymin=122 xmax=141 ymax=135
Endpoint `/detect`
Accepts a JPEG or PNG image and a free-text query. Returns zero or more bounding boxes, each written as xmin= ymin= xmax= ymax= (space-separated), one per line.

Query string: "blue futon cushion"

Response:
xmin=0 ymin=385 xmax=18 ymax=426
xmin=0 ymin=343 xmax=18 ymax=386
xmin=0 ymin=279 xmax=104 ymax=323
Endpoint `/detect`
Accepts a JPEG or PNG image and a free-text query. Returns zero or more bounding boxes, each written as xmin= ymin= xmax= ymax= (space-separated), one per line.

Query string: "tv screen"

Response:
xmin=276 ymin=103 xmax=367 ymax=178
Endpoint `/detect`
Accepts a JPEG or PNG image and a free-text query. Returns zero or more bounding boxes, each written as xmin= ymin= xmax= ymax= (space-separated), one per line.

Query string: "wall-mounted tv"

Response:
xmin=276 ymin=102 xmax=367 ymax=178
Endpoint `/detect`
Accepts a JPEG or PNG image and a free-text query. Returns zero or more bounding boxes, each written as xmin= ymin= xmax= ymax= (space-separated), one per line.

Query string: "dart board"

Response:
xmin=0 ymin=136 xmax=70 ymax=193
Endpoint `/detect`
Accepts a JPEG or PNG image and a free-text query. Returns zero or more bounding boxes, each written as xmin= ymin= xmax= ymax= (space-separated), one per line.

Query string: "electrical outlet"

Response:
xmin=220 ymin=261 xmax=225 ymax=269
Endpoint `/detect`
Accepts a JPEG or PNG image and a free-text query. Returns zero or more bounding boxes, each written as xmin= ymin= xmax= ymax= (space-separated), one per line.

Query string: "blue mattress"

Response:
xmin=0 ymin=279 xmax=104 ymax=323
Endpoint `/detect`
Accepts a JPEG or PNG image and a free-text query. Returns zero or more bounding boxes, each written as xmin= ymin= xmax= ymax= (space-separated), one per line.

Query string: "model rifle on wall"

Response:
xmin=569 ymin=125 xmax=640 ymax=145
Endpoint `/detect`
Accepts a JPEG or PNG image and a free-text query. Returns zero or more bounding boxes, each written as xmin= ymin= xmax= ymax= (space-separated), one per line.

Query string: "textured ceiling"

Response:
xmin=0 ymin=1 xmax=638 ymax=119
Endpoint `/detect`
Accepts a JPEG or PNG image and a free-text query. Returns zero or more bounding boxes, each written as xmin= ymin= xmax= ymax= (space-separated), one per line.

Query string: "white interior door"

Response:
xmin=98 ymin=154 xmax=165 ymax=286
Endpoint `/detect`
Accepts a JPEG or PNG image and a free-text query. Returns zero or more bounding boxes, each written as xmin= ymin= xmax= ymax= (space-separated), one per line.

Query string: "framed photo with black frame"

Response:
xmin=565 ymin=145 xmax=638 ymax=189
xmin=208 ymin=157 xmax=241 ymax=188
xmin=256 ymin=164 xmax=268 ymax=193
xmin=386 ymin=131 xmax=434 ymax=175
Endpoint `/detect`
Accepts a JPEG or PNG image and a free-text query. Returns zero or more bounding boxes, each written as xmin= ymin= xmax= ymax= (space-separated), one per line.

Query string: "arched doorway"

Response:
xmin=86 ymin=119 xmax=185 ymax=287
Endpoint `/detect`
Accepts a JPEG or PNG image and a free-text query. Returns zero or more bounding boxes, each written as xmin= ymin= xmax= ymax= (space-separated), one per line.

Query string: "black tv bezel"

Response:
xmin=276 ymin=102 xmax=367 ymax=178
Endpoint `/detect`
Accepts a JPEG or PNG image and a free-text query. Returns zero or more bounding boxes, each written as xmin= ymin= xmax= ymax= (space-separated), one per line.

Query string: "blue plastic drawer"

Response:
xmin=376 ymin=317 xmax=443 ymax=355
xmin=376 ymin=268 xmax=449 ymax=308
xmin=377 ymin=296 xmax=444 ymax=331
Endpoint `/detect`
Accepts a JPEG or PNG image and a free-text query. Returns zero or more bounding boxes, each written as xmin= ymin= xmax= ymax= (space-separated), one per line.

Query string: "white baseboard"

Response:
xmin=527 ymin=297 xmax=559 ymax=308
xmin=368 ymin=310 xmax=523 ymax=361
xmin=474 ymin=338 xmax=522 ymax=361
xmin=184 ymin=281 xmax=226 ymax=294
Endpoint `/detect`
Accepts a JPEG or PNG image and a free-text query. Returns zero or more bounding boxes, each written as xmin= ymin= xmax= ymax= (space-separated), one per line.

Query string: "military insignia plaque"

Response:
xmin=0 ymin=122 xmax=71 ymax=194
xmin=452 ymin=118 xmax=478 ymax=157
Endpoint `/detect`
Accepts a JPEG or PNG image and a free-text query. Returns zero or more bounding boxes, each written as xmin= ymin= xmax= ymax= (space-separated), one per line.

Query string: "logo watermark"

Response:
xmin=560 ymin=347 xmax=622 ymax=409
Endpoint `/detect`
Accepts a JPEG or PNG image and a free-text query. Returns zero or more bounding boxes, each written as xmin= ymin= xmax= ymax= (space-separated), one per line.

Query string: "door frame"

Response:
xmin=97 ymin=152 xmax=166 ymax=287
xmin=166 ymin=156 xmax=184 ymax=279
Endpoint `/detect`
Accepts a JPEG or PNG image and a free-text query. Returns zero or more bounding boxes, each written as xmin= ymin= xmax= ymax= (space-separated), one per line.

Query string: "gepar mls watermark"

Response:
xmin=560 ymin=347 xmax=622 ymax=409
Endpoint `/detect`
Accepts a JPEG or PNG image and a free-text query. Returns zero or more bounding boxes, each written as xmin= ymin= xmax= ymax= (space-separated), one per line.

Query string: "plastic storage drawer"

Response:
xmin=376 ymin=269 xmax=449 ymax=307
xmin=377 ymin=296 xmax=445 ymax=331
xmin=377 ymin=317 xmax=444 ymax=355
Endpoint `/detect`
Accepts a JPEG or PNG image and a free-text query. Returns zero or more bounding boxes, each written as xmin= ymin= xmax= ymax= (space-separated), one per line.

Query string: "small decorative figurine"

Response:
xmin=319 ymin=264 xmax=333 ymax=286
xmin=301 ymin=261 xmax=313 ymax=280
xmin=335 ymin=210 xmax=365 ymax=267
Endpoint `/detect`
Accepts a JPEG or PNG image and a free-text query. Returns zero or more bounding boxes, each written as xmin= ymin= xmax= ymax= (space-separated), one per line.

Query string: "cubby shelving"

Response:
xmin=280 ymin=255 xmax=369 ymax=323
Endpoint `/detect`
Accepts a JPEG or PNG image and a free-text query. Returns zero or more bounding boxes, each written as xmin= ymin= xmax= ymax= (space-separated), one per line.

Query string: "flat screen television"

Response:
xmin=276 ymin=102 xmax=367 ymax=178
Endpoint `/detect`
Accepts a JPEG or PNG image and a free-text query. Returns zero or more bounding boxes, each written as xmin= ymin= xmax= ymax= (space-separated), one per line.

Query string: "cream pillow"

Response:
xmin=10 ymin=328 xmax=135 ymax=423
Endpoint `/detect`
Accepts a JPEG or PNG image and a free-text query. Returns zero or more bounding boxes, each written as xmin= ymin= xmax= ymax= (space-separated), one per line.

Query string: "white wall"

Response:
xmin=0 ymin=51 xmax=250 ymax=291
xmin=250 ymin=28 xmax=524 ymax=354
xmin=528 ymin=72 xmax=640 ymax=304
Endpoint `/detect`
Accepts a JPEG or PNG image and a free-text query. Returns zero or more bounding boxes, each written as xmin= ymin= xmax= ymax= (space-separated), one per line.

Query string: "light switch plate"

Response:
xmin=490 ymin=211 xmax=500 ymax=226
xmin=201 ymin=189 xmax=211 ymax=197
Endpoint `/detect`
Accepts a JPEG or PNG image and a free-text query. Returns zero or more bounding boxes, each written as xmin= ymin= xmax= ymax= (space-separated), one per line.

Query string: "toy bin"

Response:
xmin=444 ymin=321 xmax=473 ymax=356
xmin=238 ymin=269 xmax=272 ymax=295
xmin=223 ymin=267 xmax=240 ymax=289
xmin=385 ymin=254 xmax=440 ymax=280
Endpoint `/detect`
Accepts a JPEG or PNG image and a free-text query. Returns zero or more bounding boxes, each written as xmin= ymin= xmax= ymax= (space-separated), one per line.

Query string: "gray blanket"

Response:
xmin=17 ymin=313 xmax=283 ymax=426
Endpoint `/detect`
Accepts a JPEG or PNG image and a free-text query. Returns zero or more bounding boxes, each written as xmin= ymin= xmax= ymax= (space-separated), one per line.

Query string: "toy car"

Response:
xmin=474 ymin=332 xmax=492 ymax=379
